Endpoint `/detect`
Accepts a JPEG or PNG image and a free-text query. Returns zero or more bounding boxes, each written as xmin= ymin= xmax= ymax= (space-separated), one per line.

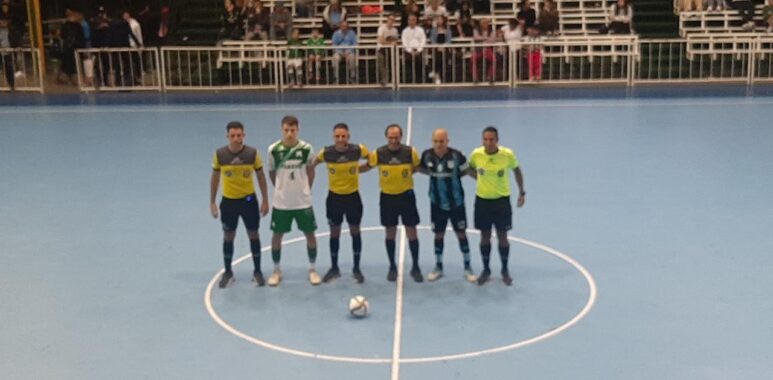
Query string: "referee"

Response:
xmin=361 ymin=124 xmax=424 ymax=282
xmin=311 ymin=123 xmax=369 ymax=283
xmin=469 ymin=126 xmax=526 ymax=286
xmin=210 ymin=121 xmax=270 ymax=288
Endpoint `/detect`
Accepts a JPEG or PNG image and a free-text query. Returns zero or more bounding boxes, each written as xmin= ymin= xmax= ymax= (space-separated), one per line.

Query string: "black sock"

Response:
xmin=409 ymin=239 xmax=419 ymax=269
xmin=271 ymin=249 xmax=281 ymax=265
xmin=499 ymin=244 xmax=510 ymax=272
xmin=250 ymin=238 xmax=261 ymax=273
xmin=329 ymin=237 xmax=340 ymax=269
xmin=352 ymin=234 xmax=362 ymax=269
xmin=434 ymin=238 xmax=444 ymax=270
xmin=459 ymin=237 xmax=471 ymax=269
xmin=307 ymin=246 xmax=317 ymax=265
xmin=386 ymin=239 xmax=396 ymax=269
xmin=481 ymin=243 xmax=491 ymax=271
xmin=223 ymin=241 xmax=234 ymax=273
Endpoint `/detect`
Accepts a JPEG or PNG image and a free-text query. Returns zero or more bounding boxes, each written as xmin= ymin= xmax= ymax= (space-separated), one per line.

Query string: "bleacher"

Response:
xmin=679 ymin=5 xmax=769 ymax=36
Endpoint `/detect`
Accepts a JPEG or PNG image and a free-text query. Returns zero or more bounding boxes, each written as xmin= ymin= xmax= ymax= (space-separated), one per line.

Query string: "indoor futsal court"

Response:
xmin=1 ymin=93 xmax=772 ymax=379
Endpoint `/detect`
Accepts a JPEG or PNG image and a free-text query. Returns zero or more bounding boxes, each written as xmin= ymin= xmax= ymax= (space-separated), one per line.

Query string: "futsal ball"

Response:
xmin=348 ymin=296 xmax=369 ymax=318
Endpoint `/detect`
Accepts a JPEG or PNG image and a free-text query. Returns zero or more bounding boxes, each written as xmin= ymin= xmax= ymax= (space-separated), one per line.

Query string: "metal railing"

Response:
xmin=0 ymin=48 xmax=44 ymax=92
xmin=75 ymin=48 xmax=163 ymax=91
xmin=396 ymin=43 xmax=511 ymax=88
xmin=161 ymin=46 xmax=281 ymax=90
xmin=277 ymin=44 xmax=392 ymax=90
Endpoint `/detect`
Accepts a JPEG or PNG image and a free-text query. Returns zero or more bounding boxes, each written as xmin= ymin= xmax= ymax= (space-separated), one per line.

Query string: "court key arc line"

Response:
xmin=204 ymin=226 xmax=598 ymax=364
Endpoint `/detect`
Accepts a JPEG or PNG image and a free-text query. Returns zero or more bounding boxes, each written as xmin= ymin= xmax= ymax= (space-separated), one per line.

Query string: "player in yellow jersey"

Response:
xmin=311 ymin=123 xmax=369 ymax=283
xmin=361 ymin=124 xmax=424 ymax=282
xmin=210 ymin=122 xmax=270 ymax=288
xmin=468 ymin=126 xmax=526 ymax=286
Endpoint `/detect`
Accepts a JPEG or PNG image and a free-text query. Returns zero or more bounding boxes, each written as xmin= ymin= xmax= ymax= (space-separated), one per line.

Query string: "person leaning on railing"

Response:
xmin=455 ymin=0 xmax=475 ymax=38
xmin=377 ymin=14 xmax=399 ymax=86
xmin=402 ymin=13 xmax=428 ymax=83
xmin=429 ymin=15 xmax=452 ymax=85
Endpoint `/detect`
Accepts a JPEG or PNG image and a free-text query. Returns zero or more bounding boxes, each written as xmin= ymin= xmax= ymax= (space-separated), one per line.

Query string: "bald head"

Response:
xmin=432 ymin=128 xmax=449 ymax=155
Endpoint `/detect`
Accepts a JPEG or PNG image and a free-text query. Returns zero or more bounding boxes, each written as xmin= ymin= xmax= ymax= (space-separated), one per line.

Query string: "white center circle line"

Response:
xmin=204 ymin=225 xmax=597 ymax=364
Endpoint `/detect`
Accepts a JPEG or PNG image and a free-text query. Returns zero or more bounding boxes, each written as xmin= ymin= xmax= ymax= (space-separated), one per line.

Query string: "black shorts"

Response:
xmin=220 ymin=194 xmax=260 ymax=232
xmin=326 ymin=191 xmax=363 ymax=226
xmin=380 ymin=190 xmax=420 ymax=227
xmin=431 ymin=203 xmax=468 ymax=233
xmin=474 ymin=196 xmax=512 ymax=231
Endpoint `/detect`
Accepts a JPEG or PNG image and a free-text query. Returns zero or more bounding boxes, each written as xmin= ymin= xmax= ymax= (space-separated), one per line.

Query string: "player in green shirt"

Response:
xmin=304 ymin=28 xmax=326 ymax=82
xmin=468 ymin=126 xmax=526 ymax=286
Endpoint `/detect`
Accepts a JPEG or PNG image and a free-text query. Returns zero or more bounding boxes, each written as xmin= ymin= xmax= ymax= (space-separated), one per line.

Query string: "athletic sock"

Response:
xmin=329 ymin=237 xmax=340 ymax=269
xmin=307 ymin=246 xmax=317 ymax=266
xmin=409 ymin=239 xmax=419 ymax=270
xmin=352 ymin=234 xmax=362 ymax=269
xmin=459 ymin=237 xmax=471 ymax=270
xmin=499 ymin=244 xmax=510 ymax=272
xmin=480 ymin=243 xmax=491 ymax=271
xmin=223 ymin=241 xmax=234 ymax=273
xmin=386 ymin=239 xmax=396 ymax=269
xmin=434 ymin=238 xmax=444 ymax=270
xmin=250 ymin=238 xmax=261 ymax=273
xmin=271 ymin=249 xmax=281 ymax=265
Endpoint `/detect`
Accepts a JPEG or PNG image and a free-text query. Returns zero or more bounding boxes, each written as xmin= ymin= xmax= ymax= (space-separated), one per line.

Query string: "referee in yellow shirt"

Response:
xmin=210 ymin=122 xmax=270 ymax=288
xmin=362 ymin=124 xmax=424 ymax=282
xmin=311 ymin=123 xmax=369 ymax=283
xmin=469 ymin=126 xmax=526 ymax=286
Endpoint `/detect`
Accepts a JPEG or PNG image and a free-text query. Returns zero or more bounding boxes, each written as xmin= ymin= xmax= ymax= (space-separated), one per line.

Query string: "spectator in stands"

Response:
xmin=454 ymin=1 xmax=475 ymax=38
xmin=304 ymin=27 xmax=325 ymax=82
xmin=729 ymin=0 xmax=756 ymax=30
xmin=471 ymin=17 xmax=497 ymax=83
xmin=59 ymin=9 xmax=85 ymax=85
xmin=424 ymin=0 xmax=449 ymax=27
xmin=332 ymin=20 xmax=357 ymax=84
xmin=764 ymin=0 xmax=773 ymax=32
xmin=124 ymin=10 xmax=143 ymax=84
xmin=0 ymin=13 xmax=19 ymax=90
xmin=245 ymin=0 xmax=270 ymax=40
xmin=517 ymin=0 xmax=537 ymax=28
xmin=705 ymin=0 xmax=723 ymax=11
xmin=523 ymin=25 xmax=543 ymax=81
xmin=286 ymin=29 xmax=304 ymax=87
xmin=402 ymin=13 xmax=427 ymax=83
xmin=430 ymin=15 xmax=453 ymax=84
xmin=270 ymin=1 xmax=293 ymax=40
xmin=90 ymin=7 xmax=112 ymax=87
xmin=377 ymin=13 xmax=400 ymax=86
xmin=157 ymin=6 xmax=171 ymax=46
xmin=401 ymin=0 xmax=421 ymax=31
xmin=501 ymin=18 xmax=524 ymax=43
xmin=538 ymin=0 xmax=560 ymax=35
xmin=295 ymin=0 xmax=316 ymax=18
xmin=322 ymin=0 xmax=347 ymax=38
xmin=220 ymin=0 xmax=244 ymax=40
xmin=601 ymin=0 xmax=633 ymax=34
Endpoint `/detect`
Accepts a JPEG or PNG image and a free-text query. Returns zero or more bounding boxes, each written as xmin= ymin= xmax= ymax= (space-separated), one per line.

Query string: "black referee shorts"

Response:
xmin=220 ymin=194 xmax=260 ymax=232
xmin=431 ymin=203 xmax=468 ymax=233
xmin=380 ymin=190 xmax=420 ymax=227
xmin=474 ymin=196 xmax=512 ymax=232
xmin=326 ymin=191 xmax=363 ymax=226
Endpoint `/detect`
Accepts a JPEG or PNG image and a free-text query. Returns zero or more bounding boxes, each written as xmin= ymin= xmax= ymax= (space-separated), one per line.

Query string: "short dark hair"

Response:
xmin=333 ymin=123 xmax=349 ymax=131
xmin=281 ymin=115 xmax=299 ymax=127
xmin=385 ymin=124 xmax=402 ymax=136
xmin=482 ymin=126 xmax=498 ymax=138
xmin=226 ymin=121 xmax=244 ymax=131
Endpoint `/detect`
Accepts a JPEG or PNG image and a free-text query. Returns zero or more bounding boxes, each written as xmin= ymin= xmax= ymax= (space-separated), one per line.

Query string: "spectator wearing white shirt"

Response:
xmin=423 ymin=0 xmax=448 ymax=27
xmin=123 ymin=11 xmax=143 ymax=84
xmin=401 ymin=14 xmax=427 ymax=83
xmin=377 ymin=14 xmax=400 ymax=86
xmin=501 ymin=18 xmax=524 ymax=44
xmin=602 ymin=0 xmax=633 ymax=34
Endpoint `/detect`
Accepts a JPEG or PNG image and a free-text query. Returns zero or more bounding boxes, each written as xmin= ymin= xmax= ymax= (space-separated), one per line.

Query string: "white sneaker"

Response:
xmin=268 ymin=268 xmax=282 ymax=287
xmin=464 ymin=269 xmax=478 ymax=283
xmin=428 ymin=71 xmax=436 ymax=79
xmin=427 ymin=268 xmax=444 ymax=282
xmin=434 ymin=77 xmax=442 ymax=85
xmin=308 ymin=269 xmax=321 ymax=285
xmin=707 ymin=6 xmax=714 ymax=11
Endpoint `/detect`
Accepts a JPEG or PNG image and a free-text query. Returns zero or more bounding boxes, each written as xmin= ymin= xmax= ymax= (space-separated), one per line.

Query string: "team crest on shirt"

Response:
xmin=225 ymin=171 xmax=233 ymax=177
xmin=243 ymin=170 xmax=250 ymax=177
xmin=427 ymin=161 xmax=434 ymax=168
xmin=382 ymin=170 xmax=389 ymax=177
xmin=349 ymin=167 xmax=356 ymax=174
xmin=497 ymin=170 xmax=504 ymax=177
xmin=402 ymin=169 xmax=409 ymax=178
xmin=478 ymin=168 xmax=485 ymax=175
xmin=447 ymin=161 xmax=455 ymax=168
xmin=329 ymin=168 xmax=336 ymax=174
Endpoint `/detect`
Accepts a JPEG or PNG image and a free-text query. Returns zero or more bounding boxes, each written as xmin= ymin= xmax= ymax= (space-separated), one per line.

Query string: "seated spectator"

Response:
xmin=501 ymin=18 xmax=524 ymax=44
xmin=424 ymin=0 xmax=448 ymax=27
xmin=601 ymin=0 xmax=633 ymax=34
xmin=430 ymin=15 xmax=453 ymax=84
xmin=377 ymin=14 xmax=400 ymax=85
xmin=244 ymin=0 xmax=270 ymax=41
xmin=681 ymin=0 xmax=703 ymax=12
xmin=270 ymin=1 xmax=293 ymax=40
xmin=286 ymin=29 xmax=304 ymax=87
xmin=304 ymin=27 xmax=325 ymax=82
xmin=331 ymin=20 xmax=357 ymax=84
xmin=538 ymin=0 xmax=560 ymax=35
xmin=401 ymin=0 xmax=422 ymax=31
xmin=729 ymin=0 xmax=755 ymax=30
xmin=402 ymin=14 xmax=427 ymax=83
xmin=455 ymin=1 xmax=475 ymax=38
xmin=220 ymin=0 xmax=243 ymax=40
xmin=764 ymin=0 xmax=773 ymax=33
xmin=471 ymin=17 xmax=497 ymax=83
xmin=322 ymin=0 xmax=347 ymax=38
xmin=517 ymin=0 xmax=537 ymax=29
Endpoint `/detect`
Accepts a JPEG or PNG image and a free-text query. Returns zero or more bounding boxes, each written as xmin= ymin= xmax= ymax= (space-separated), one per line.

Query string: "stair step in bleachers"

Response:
xmin=679 ymin=6 xmax=769 ymax=36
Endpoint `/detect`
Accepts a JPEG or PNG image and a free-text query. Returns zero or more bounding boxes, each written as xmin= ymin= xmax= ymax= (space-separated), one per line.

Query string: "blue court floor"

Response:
xmin=1 ymin=95 xmax=772 ymax=379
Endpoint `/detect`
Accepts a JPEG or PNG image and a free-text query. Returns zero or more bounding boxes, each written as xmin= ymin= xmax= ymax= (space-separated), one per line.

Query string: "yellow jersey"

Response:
xmin=212 ymin=145 xmax=263 ymax=199
xmin=368 ymin=145 xmax=420 ymax=195
xmin=317 ymin=143 xmax=369 ymax=195
xmin=468 ymin=146 xmax=519 ymax=199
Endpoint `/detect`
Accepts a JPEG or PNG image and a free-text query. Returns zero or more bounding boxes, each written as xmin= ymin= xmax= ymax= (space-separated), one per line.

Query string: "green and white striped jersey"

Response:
xmin=268 ymin=139 xmax=314 ymax=210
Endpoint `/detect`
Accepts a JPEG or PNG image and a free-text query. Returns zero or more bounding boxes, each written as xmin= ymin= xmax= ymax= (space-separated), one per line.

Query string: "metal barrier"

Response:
xmin=277 ymin=44 xmax=394 ymax=90
xmin=75 ymin=48 xmax=163 ymax=91
xmin=396 ymin=43 xmax=511 ymax=88
xmin=0 ymin=48 xmax=44 ymax=92
xmin=161 ymin=46 xmax=281 ymax=91
xmin=750 ymin=36 xmax=773 ymax=83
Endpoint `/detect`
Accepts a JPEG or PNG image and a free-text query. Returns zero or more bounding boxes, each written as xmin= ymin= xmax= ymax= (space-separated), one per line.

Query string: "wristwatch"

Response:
xmin=519 ymin=191 xmax=526 ymax=196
